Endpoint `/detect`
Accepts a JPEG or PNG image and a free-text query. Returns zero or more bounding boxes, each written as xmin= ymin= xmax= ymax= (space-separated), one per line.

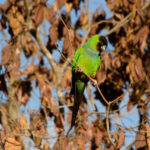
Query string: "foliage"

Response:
xmin=0 ymin=0 xmax=150 ymax=149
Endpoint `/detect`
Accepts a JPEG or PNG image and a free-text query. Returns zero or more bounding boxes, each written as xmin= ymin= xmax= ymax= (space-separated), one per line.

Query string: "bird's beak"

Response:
xmin=101 ymin=45 xmax=107 ymax=51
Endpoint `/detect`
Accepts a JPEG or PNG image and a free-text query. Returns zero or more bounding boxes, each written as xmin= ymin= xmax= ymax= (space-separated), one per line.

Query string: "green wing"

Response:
xmin=72 ymin=47 xmax=83 ymax=72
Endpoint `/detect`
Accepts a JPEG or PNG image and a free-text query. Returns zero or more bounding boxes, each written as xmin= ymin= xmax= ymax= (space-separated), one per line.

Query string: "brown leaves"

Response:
xmin=112 ymin=129 xmax=125 ymax=148
xmin=134 ymin=130 xmax=146 ymax=149
xmin=8 ymin=6 xmax=24 ymax=36
xmin=0 ymin=0 xmax=16 ymax=12
xmin=126 ymin=56 xmax=145 ymax=84
xmin=13 ymin=117 xmax=28 ymax=135
xmin=2 ymin=43 xmax=21 ymax=79
xmin=49 ymin=21 xmax=59 ymax=45
xmin=96 ymin=63 xmax=106 ymax=85
xmin=63 ymin=28 xmax=75 ymax=58
xmin=42 ymin=96 xmax=59 ymax=117
xmin=2 ymin=45 xmax=12 ymax=65
xmin=30 ymin=113 xmax=47 ymax=137
xmin=22 ymin=34 xmax=39 ymax=57
xmin=89 ymin=119 xmax=106 ymax=149
xmin=146 ymin=123 xmax=150 ymax=149
xmin=34 ymin=5 xmax=45 ymax=26
xmin=118 ymin=129 xmax=125 ymax=148
xmin=0 ymin=0 xmax=150 ymax=149
xmin=76 ymin=9 xmax=89 ymax=29
xmin=134 ymin=26 xmax=149 ymax=54
xmin=65 ymin=2 xmax=73 ymax=13
xmin=4 ymin=137 xmax=23 ymax=150
xmin=53 ymin=136 xmax=67 ymax=150
xmin=61 ymin=66 xmax=72 ymax=92
xmin=43 ymin=142 xmax=51 ymax=150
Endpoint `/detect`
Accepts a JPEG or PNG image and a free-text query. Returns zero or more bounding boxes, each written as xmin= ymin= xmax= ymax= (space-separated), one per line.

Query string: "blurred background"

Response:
xmin=0 ymin=0 xmax=150 ymax=149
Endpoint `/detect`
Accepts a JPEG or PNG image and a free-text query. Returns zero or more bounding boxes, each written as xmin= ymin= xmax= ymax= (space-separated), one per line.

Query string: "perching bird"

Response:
xmin=68 ymin=35 xmax=108 ymax=133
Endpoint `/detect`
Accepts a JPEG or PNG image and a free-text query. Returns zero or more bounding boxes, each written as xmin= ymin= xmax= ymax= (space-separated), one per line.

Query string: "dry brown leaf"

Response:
xmin=8 ymin=6 xmax=24 ymax=36
xmin=146 ymin=123 xmax=150 ymax=149
xmin=53 ymin=135 xmax=67 ymax=150
xmin=103 ymin=53 xmax=112 ymax=70
xmin=132 ymin=4 xmax=137 ymax=21
xmin=34 ymin=136 xmax=42 ymax=148
xmin=126 ymin=27 xmax=134 ymax=42
xmin=120 ymin=37 xmax=127 ymax=48
xmin=95 ymin=148 xmax=101 ymax=150
xmin=113 ymin=131 xmax=118 ymax=142
xmin=95 ymin=129 xmax=103 ymax=147
xmin=21 ymin=65 xmax=37 ymax=77
xmin=106 ymin=0 xmax=116 ymax=11
xmin=43 ymin=142 xmax=51 ymax=150
xmin=134 ymin=26 xmax=149 ymax=53
xmin=37 ymin=74 xmax=52 ymax=97
xmin=63 ymin=28 xmax=74 ymax=57
xmin=23 ymin=35 xmax=39 ymax=57
xmin=49 ymin=24 xmax=58 ymax=45
xmin=42 ymin=96 xmax=59 ymax=116
xmin=2 ymin=43 xmax=21 ymax=78
xmin=44 ymin=6 xmax=56 ymax=23
xmin=19 ymin=117 xmax=28 ymax=129
xmin=77 ymin=137 xmax=86 ymax=150
xmin=112 ymin=56 xmax=121 ymax=69
xmin=34 ymin=5 xmax=44 ymax=26
xmin=65 ymin=2 xmax=73 ymax=13
xmin=61 ymin=66 xmax=72 ymax=92
xmin=30 ymin=113 xmax=47 ymax=137
xmin=134 ymin=58 xmax=145 ymax=81
xmin=68 ymin=29 xmax=75 ymax=43
xmin=54 ymin=113 xmax=64 ymax=133
xmin=2 ymin=45 xmax=11 ymax=65
xmin=134 ymin=130 xmax=146 ymax=149
xmin=55 ymin=0 xmax=66 ymax=10
xmin=118 ymin=129 xmax=125 ymax=148
xmin=5 ymin=137 xmax=22 ymax=150
xmin=96 ymin=69 xmax=106 ymax=85
xmin=0 ymin=107 xmax=9 ymax=132
xmin=114 ymin=13 xmax=123 ymax=21
xmin=0 ymin=0 xmax=15 ymax=11
xmin=96 ymin=62 xmax=106 ymax=84
xmin=77 ymin=9 xmax=89 ymax=29
xmin=127 ymin=101 xmax=134 ymax=111
xmin=127 ymin=55 xmax=145 ymax=83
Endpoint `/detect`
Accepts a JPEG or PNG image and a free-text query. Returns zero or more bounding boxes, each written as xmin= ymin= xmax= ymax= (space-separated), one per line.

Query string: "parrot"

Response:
xmin=68 ymin=35 xmax=108 ymax=133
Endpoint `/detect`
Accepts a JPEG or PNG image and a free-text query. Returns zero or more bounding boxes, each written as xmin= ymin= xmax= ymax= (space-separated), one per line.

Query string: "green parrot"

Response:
xmin=68 ymin=35 xmax=108 ymax=133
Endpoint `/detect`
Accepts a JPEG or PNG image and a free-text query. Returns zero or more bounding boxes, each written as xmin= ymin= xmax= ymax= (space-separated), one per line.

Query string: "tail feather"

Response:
xmin=67 ymin=81 xmax=85 ymax=134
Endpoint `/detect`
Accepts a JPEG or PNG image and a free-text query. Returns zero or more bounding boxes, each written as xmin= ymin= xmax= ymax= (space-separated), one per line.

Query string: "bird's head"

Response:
xmin=85 ymin=35 xmax=108 ymax=54
xmin=96 ymin=36 xmax=108 ymax=53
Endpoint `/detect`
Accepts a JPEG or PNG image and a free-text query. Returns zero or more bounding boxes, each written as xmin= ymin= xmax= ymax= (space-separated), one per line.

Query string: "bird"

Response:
xmin=68 ymin=35 xmax=108 ymax=133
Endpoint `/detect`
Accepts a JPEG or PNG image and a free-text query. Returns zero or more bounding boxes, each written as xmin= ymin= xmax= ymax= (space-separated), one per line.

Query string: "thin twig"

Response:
xmin=36 ymin=28 xmax=58 ymax=75
xmin=106 ymin=104 xmax=116 ymax=148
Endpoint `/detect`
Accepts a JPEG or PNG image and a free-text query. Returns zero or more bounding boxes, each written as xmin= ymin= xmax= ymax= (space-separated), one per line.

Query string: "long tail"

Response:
xmin=67 ymin=81 xmax=85 ymax=134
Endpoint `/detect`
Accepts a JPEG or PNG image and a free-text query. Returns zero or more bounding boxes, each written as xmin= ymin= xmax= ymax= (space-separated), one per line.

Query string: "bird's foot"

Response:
xmin=91 ymin=78 xmax=97 ymax=86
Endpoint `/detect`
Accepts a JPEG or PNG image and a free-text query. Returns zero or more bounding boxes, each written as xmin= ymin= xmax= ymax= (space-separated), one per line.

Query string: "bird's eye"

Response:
xmin=101 ymin=45 xmax=106 ymax=51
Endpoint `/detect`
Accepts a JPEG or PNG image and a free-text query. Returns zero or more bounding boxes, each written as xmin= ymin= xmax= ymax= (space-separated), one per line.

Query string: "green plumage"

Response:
xmin=72 ymin=35 xmax=101 ymax=77
xmin=69 ymin=34 xmax=107 ymax=133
